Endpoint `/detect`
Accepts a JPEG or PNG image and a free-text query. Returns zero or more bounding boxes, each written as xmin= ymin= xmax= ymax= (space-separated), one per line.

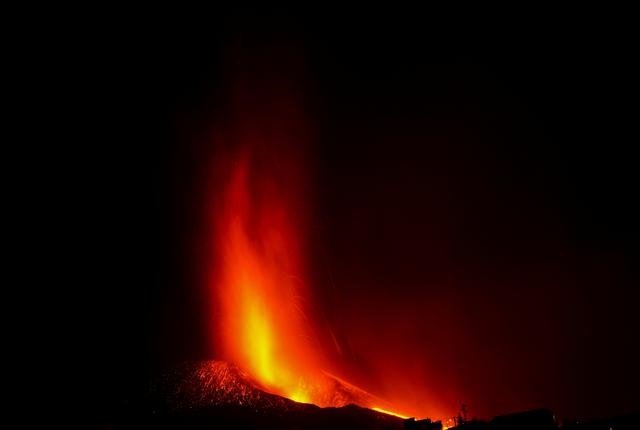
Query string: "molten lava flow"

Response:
xmin=371 ymin=407 xmax=409 ymax=419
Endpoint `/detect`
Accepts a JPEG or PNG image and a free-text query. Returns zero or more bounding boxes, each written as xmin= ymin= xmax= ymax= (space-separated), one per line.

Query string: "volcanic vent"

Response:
xmin=155 ymin=361 xmax=385 ymax=412
xmin=149 ymin=360 xmax=405 ymax=430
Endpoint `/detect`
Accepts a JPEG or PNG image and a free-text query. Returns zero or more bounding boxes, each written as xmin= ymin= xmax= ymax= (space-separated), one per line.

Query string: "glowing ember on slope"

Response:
xmin=156 ymin=360 xmax=385 ymax=413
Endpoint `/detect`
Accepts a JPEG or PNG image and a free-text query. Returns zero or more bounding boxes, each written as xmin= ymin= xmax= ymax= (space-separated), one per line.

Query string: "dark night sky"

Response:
xmin=74 ymin=7 xmax=639 ymax=424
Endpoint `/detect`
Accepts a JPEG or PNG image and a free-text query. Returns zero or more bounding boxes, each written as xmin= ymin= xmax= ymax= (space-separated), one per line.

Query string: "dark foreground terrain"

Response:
xmin=107 ymin=361 xmax=638 ymax=430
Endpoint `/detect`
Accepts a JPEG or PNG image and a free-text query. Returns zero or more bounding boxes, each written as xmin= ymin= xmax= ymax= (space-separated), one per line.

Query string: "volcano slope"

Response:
xmin=118 ymin=360 xmax=405 ymax=430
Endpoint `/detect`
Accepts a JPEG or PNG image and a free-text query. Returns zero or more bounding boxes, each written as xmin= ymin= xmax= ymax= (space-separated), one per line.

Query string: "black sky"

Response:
xmin=75 ymin=7 xmax=639 ymax=424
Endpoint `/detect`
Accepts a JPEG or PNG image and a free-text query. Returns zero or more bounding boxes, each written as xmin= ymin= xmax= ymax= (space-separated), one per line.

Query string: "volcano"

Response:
xmin=141 ymin=360 xmax=406 ymax=430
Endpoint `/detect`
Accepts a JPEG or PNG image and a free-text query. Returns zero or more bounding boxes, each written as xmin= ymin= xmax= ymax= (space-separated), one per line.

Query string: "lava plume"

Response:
xmin=204 ymin=44 xmax=415 ymax=420
xmin=213 ymin=146 xmax=321 ymax=403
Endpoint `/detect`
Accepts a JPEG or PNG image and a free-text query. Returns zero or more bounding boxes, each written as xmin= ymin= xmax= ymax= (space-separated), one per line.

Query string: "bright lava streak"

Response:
xmin=371 ymin=407 xmax=409 ymax=419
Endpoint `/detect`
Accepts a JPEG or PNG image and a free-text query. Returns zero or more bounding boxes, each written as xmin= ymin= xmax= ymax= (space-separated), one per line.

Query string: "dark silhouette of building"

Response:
xmin=449 ymin=418 xmax=490 ymax=430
